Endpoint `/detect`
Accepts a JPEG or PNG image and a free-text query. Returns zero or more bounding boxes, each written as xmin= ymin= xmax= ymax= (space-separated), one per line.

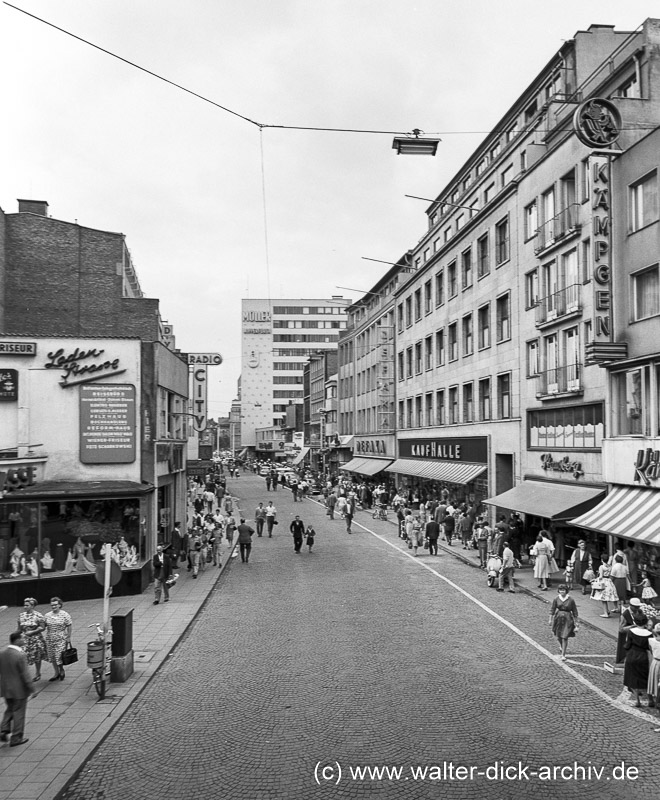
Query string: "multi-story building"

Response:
xmin=303 ymin=350 xmax=338 ymax=472
xmin=240 ymin=297 xmax=350 ymax=454
xmin=0 ymin=200 xmax=188 ymax=602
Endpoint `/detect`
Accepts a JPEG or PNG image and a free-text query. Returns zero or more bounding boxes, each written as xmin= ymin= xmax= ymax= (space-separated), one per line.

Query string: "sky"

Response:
xmin=1 ymin=0 xmax=657 ymax=418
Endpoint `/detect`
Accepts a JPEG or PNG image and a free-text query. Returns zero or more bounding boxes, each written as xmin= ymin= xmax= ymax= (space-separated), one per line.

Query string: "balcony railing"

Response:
xmin=534 ymin=203 xmax=581 ymax=253
xmin=537 ymin=363 xmax=582 ymax=396
xmin=535 ymin=283 xmax=582 ymax=325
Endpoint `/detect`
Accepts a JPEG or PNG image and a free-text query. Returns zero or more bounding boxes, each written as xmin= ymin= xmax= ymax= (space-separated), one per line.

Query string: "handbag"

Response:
xmin=583 ymin=568 xmax=596 ymax=582
xmin=591 ymin=578 xmax=605 ymax=591
xmin=61 ymin=642 xmax=78 ymax=665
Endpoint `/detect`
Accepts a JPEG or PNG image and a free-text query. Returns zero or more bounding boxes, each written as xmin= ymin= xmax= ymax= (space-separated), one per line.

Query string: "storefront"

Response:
xmin=0 ymin=337 xmax=157 ymax=604
xmin=339 ymin=436 xmax=394 ymax=481
xmin=386 ymin=436 xmax=489 ymax=507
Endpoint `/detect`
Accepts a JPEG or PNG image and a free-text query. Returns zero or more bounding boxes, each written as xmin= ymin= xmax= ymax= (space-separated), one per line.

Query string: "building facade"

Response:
xmin=240 ymin=297 xmax=350 ymax=453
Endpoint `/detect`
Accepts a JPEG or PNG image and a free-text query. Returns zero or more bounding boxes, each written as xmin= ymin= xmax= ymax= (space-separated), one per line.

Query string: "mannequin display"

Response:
xmin=123 ymin=545 xmax=138 ymax=568
xmin=41 ymin=537 xmax=51 ymax=558
xmin=40 ymin=551 xmax=54 ymax=571
xmin=85 ymin=542 xmax=96 ymax=564
xmin=27 ymin=555 xmax=39 ymax=576
xmin=53 ymin=542 xmax=66 ymax=571
xmin=74 ymin=540 xmax=96 ymax=573
xmin=10 ymin=545 xmax=25 ymax=577
xmin=117 ymin=536 xmax=129 ymax=565
xmin=100 ymin=542 xmax=121 ymax=564
xmin=63 ymin=548 xmax=76 ymax=574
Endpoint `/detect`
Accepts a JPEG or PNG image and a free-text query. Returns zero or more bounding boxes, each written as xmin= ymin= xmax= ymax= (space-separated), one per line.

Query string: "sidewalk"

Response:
xmin=0 ymin=532 xmax=238 ymax=800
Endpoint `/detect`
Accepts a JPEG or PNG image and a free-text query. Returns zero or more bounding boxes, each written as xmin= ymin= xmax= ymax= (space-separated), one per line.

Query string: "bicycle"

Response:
xmin=372 ymin=504 xmax=388 ymax=521
xmin=87 ymin=623 xmax=112 ymax=699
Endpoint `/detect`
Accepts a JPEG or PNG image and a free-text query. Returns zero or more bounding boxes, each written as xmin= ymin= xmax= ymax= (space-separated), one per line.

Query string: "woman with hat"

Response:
xmin=616 ymin=597 xmax=648 ymax=664
xmin=623 ymin=624 xmax=652 ymax=707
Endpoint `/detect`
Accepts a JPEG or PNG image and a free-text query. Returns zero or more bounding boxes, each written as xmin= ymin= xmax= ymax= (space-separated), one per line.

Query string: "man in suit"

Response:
xmin=0 ymin=631 xmax=34 ymax=747
xmin=153 ymin=544 xmax=172 ymax=605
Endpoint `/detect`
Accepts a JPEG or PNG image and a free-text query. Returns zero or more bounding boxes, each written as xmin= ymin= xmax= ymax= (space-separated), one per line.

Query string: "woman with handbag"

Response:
xmin=590 ymin=559 xmax=619 ymax=617
xmin=532 ymin=531 xmax=554 ymax=591
xmin=17 ymin=598 xmax=47 ymax=681
xmin=549 ymin=584 xmax=578 ymax=661
xmin=44 ymin=597 xmax=73 ymax=681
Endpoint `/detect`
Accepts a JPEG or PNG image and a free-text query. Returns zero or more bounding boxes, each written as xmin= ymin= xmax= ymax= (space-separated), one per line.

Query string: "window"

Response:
xmin=581 ymin=158 xmax=590 ymax=203
xmin=424 ymin=336 xmax=433 ymax=370
xmin=425 ymin=393 xmax=433 ymax=427
xmin=398 ymin=400 xmax=405 ymax=429
xmin=524 ymin=201 xmax=538 ymax=240
xmin=477 ymin=304 xmax=490 ymax=349
xmin=449 ymin=387 xmax=459 ymax=424
xmin=462 ymin=314 xmax=473 ymax=356
xmin=397 ymin=303 xmax=404 ymax=332
xmin=444 ymin=226 xmax=452 ymax=243
xmin=490 ymin=141 xmax=501 ymax=160
xmin=497 ymin=373 xmax=511 ymax=419
xmin=435 ymin=329 xmax=445 ymax=366
xmin=414 ymin=289 xmax=422 ymax=321
xmin=469 ymin=198 xmax=479 ymax=218
xmin=463 ymin=382 xmax=474 ymax=422
xmin=461 ymin=248 xmax=473 ymax=289
xmin=632 ymin=265 xmax=660 ymax=320
xmin=527 ymin=340 xmax=539 ymax=377
xmin=415 ymin=396 xmax=422 ymax=428
xmin=456 ymin=214 xmax=465 ymax=231
xmin=397 ymin=351 xmax=404 ymax=381
xmin=615 ymin=73 xmax=640 ymax=99
xmin=406 ymin=398 xmax=413 ymax=428
xmin=405 ymin=297 xmax=412 ymax=327
xmin=448 ymin=323 xmax=458 ymax=361
xmin=612 ymin=367 xmax=651 ymax=436
xmin=479 ymin=378 xmax=491 ymax=421
xmin=495 ymin=217 xmax=509 ymax=264
xmin=435 ymin=270 xmax=445 ymax=306
xmin=496 ymin=294 xmax=511 ymax=342
xmin=524 ymin=99 xmax=538 ymax=122
xmin=423 ymin=248 xmax=430 ymax=263
xmin=541 ymin=187 xmax=556 ymax=241
xmin=501 ymin=164 xmax=513 ymax=187
xmin=406 ymin=347 xmax=413 ymax=378
xmin=506 ymin=122 xmax=519 ymax=143
xmin=520 ymin=150 xmax=527 ymax=172
xmin=448 ymin=261 xmax=458 ymax=297
xmin=484 ymin=183 xmax=495 ymax=203
xmin=477 ymin=233 xmax=490 ymax=278
xmin=424 ymin=280 xmax=433 ymax=313
xmin=436 ymin=390 xmax=445 ymax=425
xmin=476 ymin=157 xmax=488 ymax=176
xmin=525 ymin=269 xmax=539 ymax=308
xmin=630 ymin=172 xmax=658 ymax=232
xmin=414 ymin=342 xmax=423 ymax=374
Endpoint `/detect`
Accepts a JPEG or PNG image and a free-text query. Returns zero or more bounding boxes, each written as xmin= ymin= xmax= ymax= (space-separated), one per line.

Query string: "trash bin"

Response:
xmin=87 ymin=641 xmax=105 ymax=669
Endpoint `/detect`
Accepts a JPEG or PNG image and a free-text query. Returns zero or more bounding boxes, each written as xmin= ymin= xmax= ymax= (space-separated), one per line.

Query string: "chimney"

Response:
xmin=17 ymin=199 xmax=49 ymax=216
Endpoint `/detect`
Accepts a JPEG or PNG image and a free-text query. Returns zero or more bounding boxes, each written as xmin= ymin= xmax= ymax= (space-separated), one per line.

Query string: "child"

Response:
xmin=639 ymin=570 xmax=658 ymax=601
xmin=564 ymin=560 xmax=574 ymax=591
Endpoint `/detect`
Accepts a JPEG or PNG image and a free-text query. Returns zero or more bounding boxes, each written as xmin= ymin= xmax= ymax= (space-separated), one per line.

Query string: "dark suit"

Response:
xmin=153 ymin=551 xmax=172 ymax=602
xmin=0 ymin=644 xmax=34 ymax=743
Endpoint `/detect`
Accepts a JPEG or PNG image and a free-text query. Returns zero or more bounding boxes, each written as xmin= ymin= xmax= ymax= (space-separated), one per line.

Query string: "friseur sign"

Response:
xmin=399 ymin=436 xmax=488 ymax=463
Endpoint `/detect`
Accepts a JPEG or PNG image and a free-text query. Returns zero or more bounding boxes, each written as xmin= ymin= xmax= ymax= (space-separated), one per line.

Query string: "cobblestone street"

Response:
xmin=58 ymin=476 xmax=660 ymax=799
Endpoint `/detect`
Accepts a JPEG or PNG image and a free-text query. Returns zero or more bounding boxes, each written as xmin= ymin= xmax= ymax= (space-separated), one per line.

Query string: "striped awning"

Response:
xmin=339 ymin=457 xmax=392 ymax=475
xmin=484 ymin=480 xmax=604 ymax=520
xmin=385 ymin=459 xmax=487 ymax=485
xmin=339 ymin=458 xmax=367 ymax=472
xmin=572 ymin=486 xmax=660 ymax=545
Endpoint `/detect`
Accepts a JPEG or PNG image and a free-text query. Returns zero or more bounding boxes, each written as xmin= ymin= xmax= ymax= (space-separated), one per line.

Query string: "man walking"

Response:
xmin=290 ymin=516 xmax=305 ymax=553
xmin=290 ymin=478 xmax=299 ymax=502
xmin=497 ymin=542 xmax=516 ymax=593
xmin=265 ymin=501 xmax=277 ymax=537
xmin=326 ymin=492 xmax=337 ymax=520
xmin=255 ymin=502 xmax=267 ymax=537
xmin=237 ymin=519 xmax=255 ymax=563
xmin=0 ymin=631 xmax=34 ymax=747
xmin=425 ymin=516 xmax=440 ymax=556
xmin=345 ymin=495 xmax=355 ymax=534
xmin=153 ymin=545 xmax=172 ymax=604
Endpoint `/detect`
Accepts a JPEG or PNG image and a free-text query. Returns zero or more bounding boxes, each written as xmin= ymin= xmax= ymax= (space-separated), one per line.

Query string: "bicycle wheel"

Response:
xmin=92 ymin=668 xmax=106 ymax=699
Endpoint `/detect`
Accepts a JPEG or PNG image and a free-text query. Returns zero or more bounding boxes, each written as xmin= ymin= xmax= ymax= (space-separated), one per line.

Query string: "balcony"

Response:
xmin=537 ymin=363 xmax=583 ymax=397
xmin=534 ymin=203 xmax=581 ymax=254
xmin=535 ymin=283 xmax=582 ymax=326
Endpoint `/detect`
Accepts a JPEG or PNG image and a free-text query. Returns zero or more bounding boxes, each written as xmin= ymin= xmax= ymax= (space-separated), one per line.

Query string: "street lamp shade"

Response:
xmin=392 ymin=129 xmax=440 ymax=156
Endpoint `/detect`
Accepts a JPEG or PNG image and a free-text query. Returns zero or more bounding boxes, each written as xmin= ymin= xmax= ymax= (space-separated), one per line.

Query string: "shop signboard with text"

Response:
xmin=399 ymin=436 xmax=488 ymax=463
xmin=80 ymin=384 xmax=136 ymax=464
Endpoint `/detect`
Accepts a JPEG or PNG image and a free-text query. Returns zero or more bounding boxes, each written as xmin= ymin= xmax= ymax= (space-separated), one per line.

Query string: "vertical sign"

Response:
xmin=80 ymin=384 xmax=136 ymax=463
xmin=590 ymin=154 xmax=611 ymax=341
xmin=191 ymin=367 xmax=207 ymax=432
xmin=376 ymin=325 xmax=395 ymax=432
xmin=0 ymin=369 xmax=18 ymax=401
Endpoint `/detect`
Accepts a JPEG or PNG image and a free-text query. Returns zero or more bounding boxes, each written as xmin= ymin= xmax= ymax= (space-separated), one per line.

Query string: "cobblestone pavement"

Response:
xmin=58 ymin=476 xmax=660 ymax=799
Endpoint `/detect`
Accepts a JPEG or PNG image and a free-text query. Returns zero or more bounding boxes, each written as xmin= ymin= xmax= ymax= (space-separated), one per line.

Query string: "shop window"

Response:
xmin=528 ymin=404 xmax=603 ymax=449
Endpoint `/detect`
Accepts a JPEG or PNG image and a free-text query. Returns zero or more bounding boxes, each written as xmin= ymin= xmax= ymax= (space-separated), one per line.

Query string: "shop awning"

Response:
xmin=339 ymin=458 xmax=369 ymax=473
xmin=290 ymin=447 xmax=309 ymax=466
xmin=353 ymin=458 xmax=393 ymax=476
xmin=572 ymin=486 xmax=660 ymax=545
xmin=385 ymin=459 xmax=486 ymax=485
xmin=1 ymin=480 xmax=155 ymax=502
xmin=483 ymin=480 xmax=605 ymax=521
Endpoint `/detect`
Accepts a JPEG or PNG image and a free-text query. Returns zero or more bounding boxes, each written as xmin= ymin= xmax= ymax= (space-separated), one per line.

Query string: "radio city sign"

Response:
xmin=187 ymin=353 xmax=223 ymax=365
xmin=399 ymin=436 xmax=487 ymax=463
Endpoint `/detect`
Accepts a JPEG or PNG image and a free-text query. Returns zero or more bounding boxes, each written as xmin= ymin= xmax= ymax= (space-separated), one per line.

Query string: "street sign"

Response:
xmin=95 ymin=559 xmax=122 ymax=587
xmin=187 ymin=353 xmax=223 ymax=365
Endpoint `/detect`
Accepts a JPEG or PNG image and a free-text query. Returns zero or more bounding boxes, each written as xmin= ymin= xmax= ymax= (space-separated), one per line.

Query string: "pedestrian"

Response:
xmin=225 ymin=516 xmax=237 ymax=549
xmin=590 ymin=558 xmax=619 ymax=617
xmin=443 ymin=511 xmax=455 ymax=546
xmin=616 ymin=597 xmax=648 ymax=663
xmin=459 ymin=513 xmax=472 ymax=549
xmin=203 ymin=488 xmax=215 ymax=514
xmin=647 ymin=623 xmax=660 ymax=713
xmin=265 ymin=501 xmax=277 ymax=537
xmin=610 ymin=554 xmax=630 ymax=609
xmin=326 ymin=493 xmax=337 ymax=520
xmin=189 ymin=530 xmax=202 ymax=578
xmin=623 ymin=626 xmax=652 ymax=707
xmin=497 ymin=542 xmax=516 ymax=592
xmin=345 ymin=496 xmax=355 ymax=534
xmin=531 ymin=531 xmax=554 ymax=591
xmin=153 ymin=545 xmax=172 ymax=604
xmin=306 ymin=525 xmax=316 ymax=553
xmin=569 ymin=540 xmax=593 ymax=595
xmin=255 ymin=502 xmax=267 ymax=537
xmin=172 ymin=521 xmax=183 ymax=564
xmin=265 ymin=473 xmax=271 ymax=492
xmin=548 ymin=584 xmax=579 ymax=661
xmin=290 ymin=515 xmax=305 ymax=553
xmin=425 ymin=517 xmax=440 ymax=556
xmin=44 ymin=597 xmax=73 ymax=682
xmin=223 ymin=495 xmax=234 ymax=516
xmin=271 ymin=471 xmax=278 ymax=491
xmin=237 ymin=519 xmax=254 ymax=563
xmin=17 ymin=598 xmax=47 ymax=681
xmin=0 ymin=631 xmax=34 ymax=747
xmin=291 ymin=479 xmax=299 ymax=502
xmin=410 ymin=514 xmax=424 ymax=556
xmin=476 ymin=519 xmax=489 ymax=568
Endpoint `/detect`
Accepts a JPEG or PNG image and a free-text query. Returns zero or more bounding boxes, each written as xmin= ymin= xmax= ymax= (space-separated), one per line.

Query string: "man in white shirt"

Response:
xmin=497 ymin=542 xmax=516 ymax=593
xmin=265 ymin=502 xmax=277 ymax=537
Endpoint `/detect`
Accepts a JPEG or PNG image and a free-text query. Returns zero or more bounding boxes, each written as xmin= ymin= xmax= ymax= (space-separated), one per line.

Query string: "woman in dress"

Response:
xmin=44 ymin=596 xmax=73 ymax=681
xmin=305 ymin=525 xmax=315 ymax=554
xmin=647 ymin=623 xmax=660 ymax=713
xmin=610 ymin=554 xmax=630 ymax=609
xmin=616 ymin=597 xmax=648 ymax=663
xmin=549 ymin=584 xmax=578 ymax=661
xmin=623 ymin=626 xmax=652 ymax=707
xmin=17 ymin=597 xmax=47 ymax=681
xmin=590 ymin=559 xmax=619 ymax=617
xmin=532 ymin=531 xmax=554 ymax=591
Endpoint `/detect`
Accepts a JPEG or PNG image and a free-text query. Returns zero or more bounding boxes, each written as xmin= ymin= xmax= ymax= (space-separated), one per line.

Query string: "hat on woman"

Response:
xmin=629 ymin=597 xmax=642 ymax=607
xmin=630 ymin=627 xmax=652 ymax=637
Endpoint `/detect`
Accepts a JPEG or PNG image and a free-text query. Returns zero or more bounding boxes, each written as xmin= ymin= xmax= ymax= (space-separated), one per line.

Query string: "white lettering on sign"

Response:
xmin=44 ymin=346 xmax=125 ymax=388
xmin=242 ymin=310 xmax=271 ymax=323
xmin=191 ymin=367 xmax=207 ymax=431
xmin=410 ymin=442 xmax=462 ymax=459
xmin=187 ymin=353 xmax=223 ymax=365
